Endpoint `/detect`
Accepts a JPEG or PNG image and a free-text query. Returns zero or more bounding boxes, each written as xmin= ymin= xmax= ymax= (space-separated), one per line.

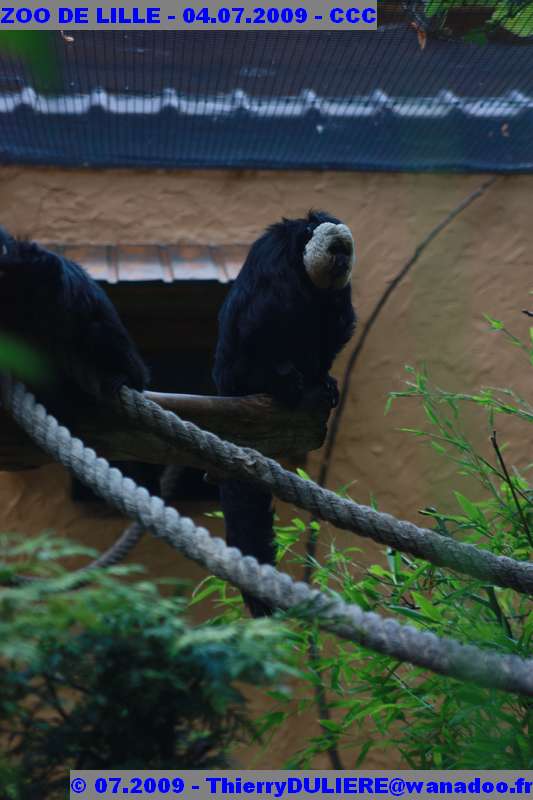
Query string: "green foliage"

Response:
xmin=490 ymin=0 xmax=533 ymax=35
xmin=201 ymin=317 xmax=533 ymax=768
xmin=0 ymin=335 xmax=51 ymax=384
xmin=5 ymin=312 xmax=533 ymax=776
xmin=0 ymin=536 xmax=290 ymax=799
xmin=426 ymin=0 xmax=493 ymax=12
xmin=0 ymin=32 xmax=60 ymax=91
xmin=421 ymin=0 xmax=533 ymax=39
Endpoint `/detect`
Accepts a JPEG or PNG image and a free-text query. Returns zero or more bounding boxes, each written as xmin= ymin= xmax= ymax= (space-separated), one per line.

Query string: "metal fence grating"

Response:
xmin=0 ymin=28 xmax=532 ymax=171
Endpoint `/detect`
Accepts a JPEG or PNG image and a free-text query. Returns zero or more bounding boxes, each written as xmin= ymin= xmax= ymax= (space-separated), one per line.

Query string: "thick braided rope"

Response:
xmin=118 ymin=387 xmax=533 ymax=596
xmin=9 ymin=463 xmax=180 ymax=587
xmin=7 ymin=521 xmax=144 ymax=587
xmin=8 ymin=470 xmax=178 ymax=586
xmin=4 ymin=378 xmax=533 ymax=697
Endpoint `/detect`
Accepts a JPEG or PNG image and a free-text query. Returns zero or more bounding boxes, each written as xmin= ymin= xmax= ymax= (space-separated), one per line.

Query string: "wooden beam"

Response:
xmin=0 ymin=389 xmax=331 ymax=472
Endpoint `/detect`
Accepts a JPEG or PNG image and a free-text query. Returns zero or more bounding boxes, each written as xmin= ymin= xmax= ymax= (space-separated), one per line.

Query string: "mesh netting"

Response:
xmin=0 ymin=27 xmax=532 ymax=171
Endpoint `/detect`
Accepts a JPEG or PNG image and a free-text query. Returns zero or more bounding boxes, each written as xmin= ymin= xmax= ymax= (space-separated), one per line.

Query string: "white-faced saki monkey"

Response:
xmin=0 ymin=226 xmax=149 ymax=419
xmin=213 ymin=211 xmax=356 ymax=616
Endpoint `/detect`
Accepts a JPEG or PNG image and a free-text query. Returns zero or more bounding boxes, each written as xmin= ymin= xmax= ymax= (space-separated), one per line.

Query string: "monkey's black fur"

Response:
xmin=213 ymin=211 xmax=356 ymax=616
xmin=0 ymin=227 xmax=149 ymax=417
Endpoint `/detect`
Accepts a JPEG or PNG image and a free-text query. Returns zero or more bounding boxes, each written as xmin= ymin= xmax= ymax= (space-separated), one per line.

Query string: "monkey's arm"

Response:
xmin=326 ymin=290 xmax=357 ymax=359
xmin=66 ymin=315 xmax=149 ymax=398
xmin=315 ymin=292 xmax=356 ymax=407
xmin=231 ymin=291 xmax=306 ymax=406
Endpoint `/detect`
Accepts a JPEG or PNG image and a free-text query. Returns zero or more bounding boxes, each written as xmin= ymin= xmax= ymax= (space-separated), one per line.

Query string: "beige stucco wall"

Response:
xmin=2 ymin=166 xmax=531 ymax=511
xmin=0 ymin=166 xmax=531 ymax=767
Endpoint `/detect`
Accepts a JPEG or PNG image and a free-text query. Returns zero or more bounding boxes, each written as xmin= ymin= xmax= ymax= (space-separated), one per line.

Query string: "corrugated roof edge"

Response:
xmin=44 ymin=243 xmax=249 ymax=284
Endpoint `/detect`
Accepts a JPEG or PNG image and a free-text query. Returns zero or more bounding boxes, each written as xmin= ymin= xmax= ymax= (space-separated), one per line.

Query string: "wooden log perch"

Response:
xmin=0 ymin=388 xmax=332 ymax=472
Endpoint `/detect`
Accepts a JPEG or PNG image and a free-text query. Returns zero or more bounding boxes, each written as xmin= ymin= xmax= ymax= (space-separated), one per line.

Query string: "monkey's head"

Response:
xmin=0 ymin=237 xmax=63 ymax=335
xmin=301 ymin=211 xmax=355 ymax=291
xmin=275 ymin=211 xmax=355 ymax=291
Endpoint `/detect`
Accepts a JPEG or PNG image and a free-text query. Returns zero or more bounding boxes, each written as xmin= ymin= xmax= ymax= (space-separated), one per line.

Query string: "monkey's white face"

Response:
xmin=303 ymin=222 xmax=355 ymax=290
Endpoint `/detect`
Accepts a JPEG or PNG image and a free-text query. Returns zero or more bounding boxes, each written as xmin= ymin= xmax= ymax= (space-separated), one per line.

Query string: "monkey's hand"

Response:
xmin=270 ymin=362 xmax=305 ymax=409
xmin=67 ymin=319 xmax=149 ymax=400
xmin=323 ymin=375 xmax=340 ymax=408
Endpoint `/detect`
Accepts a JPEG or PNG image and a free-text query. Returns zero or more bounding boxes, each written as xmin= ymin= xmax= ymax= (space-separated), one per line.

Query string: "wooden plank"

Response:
xmin=167 ymin=245 xmax=220 ymax=282
xmin=59 ymin=245 xmax=112 ymax=282
xmin=0 ymin=390 xmax=330 ymax=471
xmin=45 ymin=243 xmax=249 ymax=284
xmin=107 ymin=245 xmax=120 ymax=284
xmin=212 ymin=244 xmax=248 ymax=282
xmin=116 ymin=245 xmax=167 ymax=283
xmin=207 ymin=246 xmax=230 ymax=283
xmin=43 ymin=243 xmax=246 ymax=285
